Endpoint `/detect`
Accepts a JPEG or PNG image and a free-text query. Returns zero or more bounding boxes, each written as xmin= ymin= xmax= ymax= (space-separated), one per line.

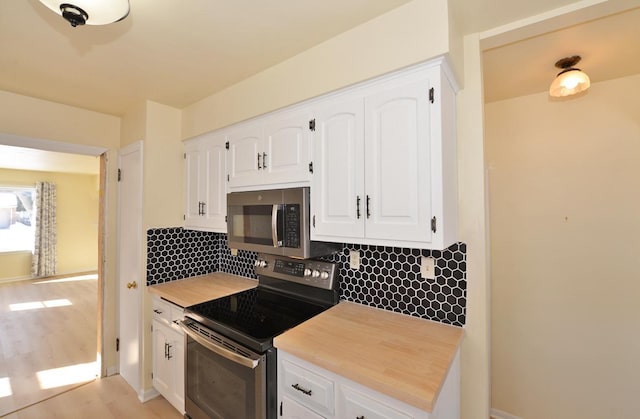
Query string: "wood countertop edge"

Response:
xmin=274 ymin=301 xmax=464 ymax=413
xmin=147 ymin=272 xmax=258 ymax=307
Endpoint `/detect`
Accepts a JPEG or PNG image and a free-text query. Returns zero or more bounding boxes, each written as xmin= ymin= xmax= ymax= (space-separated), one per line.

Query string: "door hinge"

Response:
xmin=308 ymin=162 xmax=313 ymax=173
xmin=151 ymin=372 xmax=153 ymax=379
xmin=431 ymin=216 xmax=437 ymax=233
xmin=117 ymin=169 xmax=122 ymax=182
xmin=309 ymin=119 xmax=316 ymax=132
xmin=225 ymin=141 xmax=229 ymax=150
xmin=429 ymin=87 xmax=435 ymax=104
xmin=116 ymin=338 xmax=120 ymax=352
xmin=183 ymin=153 xmax=186 ymax=159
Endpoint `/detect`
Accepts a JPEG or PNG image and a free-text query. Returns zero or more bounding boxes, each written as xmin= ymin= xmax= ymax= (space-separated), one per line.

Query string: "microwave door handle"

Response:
xmin=272 ymin=204 xmax=282 ymax=247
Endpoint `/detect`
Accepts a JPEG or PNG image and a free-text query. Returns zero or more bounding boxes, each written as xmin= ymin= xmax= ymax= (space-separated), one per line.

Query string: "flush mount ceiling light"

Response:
xmin=549 ymin=55 xmax=591 ymax=98
xmin=38 ymin=0 xmax=130 ymax=27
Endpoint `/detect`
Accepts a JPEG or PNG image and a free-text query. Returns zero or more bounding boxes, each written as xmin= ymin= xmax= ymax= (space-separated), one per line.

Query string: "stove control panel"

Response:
xmin=255 ymin=253 xmax=337 ymax=291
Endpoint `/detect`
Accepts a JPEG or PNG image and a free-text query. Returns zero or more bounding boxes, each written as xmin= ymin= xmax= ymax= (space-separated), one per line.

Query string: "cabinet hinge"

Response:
xmin=183 ymin=214 xmax=186 ymax=221
xmin=431 ymin=216 xmax=437 ymax=233
xmin=313 ymin=215 xmax=316 ymax=228
xmin=309 ymin=119 xmax=316 ymax=132
xmin=429 ymin=87 xmax=435 ymax=104
xmin=117 ymin=169 xmax=122 ymax=182
xmin=225 ymin=141 xmax=229 ymax=150
xmin=116 ymin=338 xmax=120 ymax=352
xmin=308 ymin=162 xmax=313 ymax=173
xmin=227 ymin=174 xmax=230 ymax=182
xmin=279 ymin=401 xmax=283 ymax=416
xmin=225 ymin=215 xmax=228 ymax=223
xmin=151 ymin=372 xmax=153 ymax=379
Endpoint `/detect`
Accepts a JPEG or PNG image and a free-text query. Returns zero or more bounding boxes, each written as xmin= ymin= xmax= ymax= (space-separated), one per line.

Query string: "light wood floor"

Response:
xmin=0 ymin=274 xmax=181 ymax=418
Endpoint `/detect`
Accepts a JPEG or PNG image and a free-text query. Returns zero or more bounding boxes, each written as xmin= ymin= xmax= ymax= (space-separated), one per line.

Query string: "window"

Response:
xmin=0 ymin=187 xmax=36 ymax=252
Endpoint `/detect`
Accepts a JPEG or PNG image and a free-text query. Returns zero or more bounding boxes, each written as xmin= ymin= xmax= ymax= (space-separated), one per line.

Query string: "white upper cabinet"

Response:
xmin=184 ymin=131 xmax=227 ymax=232
xmin=312 ymin=96 xmax=365 ymax=239
xmin=228 ymin=109 xmax=312 ymax=190
xmin=311 ymin=59 xmax=458 ymax=250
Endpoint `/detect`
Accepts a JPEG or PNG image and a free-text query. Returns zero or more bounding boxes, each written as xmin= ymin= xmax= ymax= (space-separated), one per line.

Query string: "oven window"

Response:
xmin=230 ymin=205 xmax=274 ymax=246
xmin=186 ymin=337 xmax=263 ymax=419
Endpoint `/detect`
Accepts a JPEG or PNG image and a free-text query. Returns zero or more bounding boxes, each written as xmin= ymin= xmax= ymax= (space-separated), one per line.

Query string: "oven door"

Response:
xmin=181 ymin=318 xmax=266 ymax=419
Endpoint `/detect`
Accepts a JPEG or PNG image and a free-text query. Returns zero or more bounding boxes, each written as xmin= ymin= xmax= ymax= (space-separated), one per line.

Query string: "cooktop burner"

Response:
xmin=185 ymin=253 xmax=339 ymax=353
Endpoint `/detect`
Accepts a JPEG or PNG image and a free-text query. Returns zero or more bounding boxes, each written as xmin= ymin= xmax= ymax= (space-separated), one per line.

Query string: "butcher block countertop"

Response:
xmin=273 ymin=301 xmax=464 ymax=413
xmin=147 ymin=272 xmax=257 ymax=307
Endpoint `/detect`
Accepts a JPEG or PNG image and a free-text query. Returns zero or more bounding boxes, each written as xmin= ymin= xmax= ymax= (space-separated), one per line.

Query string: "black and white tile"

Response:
xmin=146 ymin=228 xmax=218 ymax=285
xmin=146 ymin=229 xmax=467 ymax=327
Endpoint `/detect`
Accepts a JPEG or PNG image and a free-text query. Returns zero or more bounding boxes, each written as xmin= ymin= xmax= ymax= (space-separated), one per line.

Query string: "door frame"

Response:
xmin=0 ymin=132 xmax=108 ymax=378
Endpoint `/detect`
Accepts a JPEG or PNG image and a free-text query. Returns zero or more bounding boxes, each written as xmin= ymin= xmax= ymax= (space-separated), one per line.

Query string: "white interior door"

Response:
xmin=117 ymin=142 xmax=143 ymax=395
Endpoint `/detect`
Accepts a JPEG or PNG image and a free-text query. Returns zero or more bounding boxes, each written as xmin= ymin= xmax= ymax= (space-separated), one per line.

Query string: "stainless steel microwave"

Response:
xmin=227 ymin=187 xmax=339 ymax=259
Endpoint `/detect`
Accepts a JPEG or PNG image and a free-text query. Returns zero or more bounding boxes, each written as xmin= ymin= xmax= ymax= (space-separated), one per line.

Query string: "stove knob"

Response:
xmin=304 ymin=268 xmax=312 ymax=277
xmin=311 ymin=270 xmax=321 ymax=278
xmin=258 ymin=260 xmax=268 ymax=268
xmin=320 ymin=271 xmax=330 ymax=280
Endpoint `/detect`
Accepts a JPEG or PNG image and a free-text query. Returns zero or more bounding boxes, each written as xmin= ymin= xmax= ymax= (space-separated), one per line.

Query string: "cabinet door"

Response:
xmin=167 ymin=327 xmax=185 ymax=413
xmin=364 ymin=77 xmax=433 ymax=242
xmin=311 ymin=97 xmax=365 ymax=239
xmin=263 ymin=110 xmax=312 ymax=185
xmin=184 ymin=140 xmax=205 ymax=229
xmin=201 ymin=133 xmax=227 ymax=232
xmin=228 ymin=123 xmax=263 ymax=188
xmin=152 ymin=321 xmax=172 ymax=397
xmin=281 ymin=396 xmax=327 ymax=419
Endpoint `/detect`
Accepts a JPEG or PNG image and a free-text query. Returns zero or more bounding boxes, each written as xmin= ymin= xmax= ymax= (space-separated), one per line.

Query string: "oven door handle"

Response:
xmin=179 ymin=321 xmax=260 ymax=369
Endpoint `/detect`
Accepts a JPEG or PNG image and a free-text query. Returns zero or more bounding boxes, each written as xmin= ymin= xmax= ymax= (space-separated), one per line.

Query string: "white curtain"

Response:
xmin=32 ymin=182 xmax=57 ymax=277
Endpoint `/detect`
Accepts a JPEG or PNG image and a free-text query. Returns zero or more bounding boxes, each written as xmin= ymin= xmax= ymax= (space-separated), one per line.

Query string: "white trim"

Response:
xmin=0 ymin=132 xmax=107 ymax=156
xmin=491 ymin=408 xmax=523 ymax=419
xmin=139 ymin=387 xmax=160 ymax=403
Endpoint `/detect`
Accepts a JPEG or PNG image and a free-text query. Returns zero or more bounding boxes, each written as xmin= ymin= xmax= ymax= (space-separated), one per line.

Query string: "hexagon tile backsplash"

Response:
xmin=146 ymin=228 xmax=466 ymax=327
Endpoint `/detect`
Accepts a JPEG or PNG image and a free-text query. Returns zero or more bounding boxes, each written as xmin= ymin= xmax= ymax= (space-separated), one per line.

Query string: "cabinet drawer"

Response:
xmin=152 ymin=297 xmax=172 ymax=323
xmin=340 ymin=385 xmax=413 ymax=419
xmin=281 ymin=358 xmax=334 ymax=417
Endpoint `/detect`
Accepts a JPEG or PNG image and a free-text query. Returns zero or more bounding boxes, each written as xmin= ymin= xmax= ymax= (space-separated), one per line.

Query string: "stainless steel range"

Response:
xmin=181 ymin=253 xmax=339 ymax=419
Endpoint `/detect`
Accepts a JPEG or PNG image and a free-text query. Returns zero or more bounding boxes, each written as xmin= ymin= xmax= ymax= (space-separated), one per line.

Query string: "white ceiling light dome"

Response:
xmin=38 ymin=0 xmax=130 ymax=27
xmin=549 ymin=55 xmax=591 ymax=98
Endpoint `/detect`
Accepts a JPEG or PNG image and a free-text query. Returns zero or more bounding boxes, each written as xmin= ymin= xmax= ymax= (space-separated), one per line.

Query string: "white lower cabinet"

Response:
xmin=279 ymin=350 xmax=460 ymax=419
xmin=151 ymin=296 xmax=185 ymax=414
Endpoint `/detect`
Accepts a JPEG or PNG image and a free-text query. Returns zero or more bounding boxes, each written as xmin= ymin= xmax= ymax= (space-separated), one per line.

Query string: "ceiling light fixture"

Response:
xmin=549 ymin=55 xmax=591 ymax=98
xmin=38 ymin=0 xmax=130 ymax=27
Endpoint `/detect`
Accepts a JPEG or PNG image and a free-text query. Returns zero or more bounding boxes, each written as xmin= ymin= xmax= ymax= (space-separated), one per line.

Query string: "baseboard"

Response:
xmin=139 ymin=387 xmax=160 ymax=403
xmin=491 ymin=408 xmax=523 ymax=419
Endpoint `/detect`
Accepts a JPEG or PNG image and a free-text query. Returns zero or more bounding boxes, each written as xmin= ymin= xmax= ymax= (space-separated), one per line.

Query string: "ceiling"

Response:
xmin=483 ymin=6 xmax=640 ymax=102
xmin=0 ymin=1 xmax=638 ymax=170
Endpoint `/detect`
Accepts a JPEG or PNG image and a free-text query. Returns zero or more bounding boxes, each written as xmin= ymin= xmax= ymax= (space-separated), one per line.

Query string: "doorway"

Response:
xmin=0 ymin=138 xmax=106 ymax=416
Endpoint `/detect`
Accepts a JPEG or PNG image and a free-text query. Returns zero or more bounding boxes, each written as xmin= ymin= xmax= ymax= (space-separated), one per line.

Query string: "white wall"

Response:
xmin=486 ymin=74 xmax=640 ymax=418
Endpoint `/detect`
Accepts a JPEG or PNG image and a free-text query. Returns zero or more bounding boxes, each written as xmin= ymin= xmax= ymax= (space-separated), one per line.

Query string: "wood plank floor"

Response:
xmin=0 ymin=274 xmax=179 ymax=418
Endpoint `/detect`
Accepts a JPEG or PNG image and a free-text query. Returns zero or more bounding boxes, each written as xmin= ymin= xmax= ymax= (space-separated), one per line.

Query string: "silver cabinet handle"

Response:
xmin=257 ymin=153 xmax=262 ymax=169
xmin=356 ymin=195 xmax=361 ymax=219
xmin=262 ymin=152 xmax=267 ymax=169
xmin=366 ymin=195 xmax=371 ymax=218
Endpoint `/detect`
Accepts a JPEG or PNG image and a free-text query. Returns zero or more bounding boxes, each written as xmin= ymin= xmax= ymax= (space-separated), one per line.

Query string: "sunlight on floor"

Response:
xmin=36 ymin=362 xmax=97 ymax=390
xmin=33 ymin=273 xmax=98 ymax=284
xmin=9 ymin=298 xmax=72 ymax=311
xmin=0 ymin=377 xmax=12 ymax=398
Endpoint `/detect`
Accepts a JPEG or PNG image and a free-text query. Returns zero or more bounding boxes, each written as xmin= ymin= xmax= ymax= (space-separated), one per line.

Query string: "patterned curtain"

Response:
xmin=32 ymin=182 xmax=57 ymax=277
